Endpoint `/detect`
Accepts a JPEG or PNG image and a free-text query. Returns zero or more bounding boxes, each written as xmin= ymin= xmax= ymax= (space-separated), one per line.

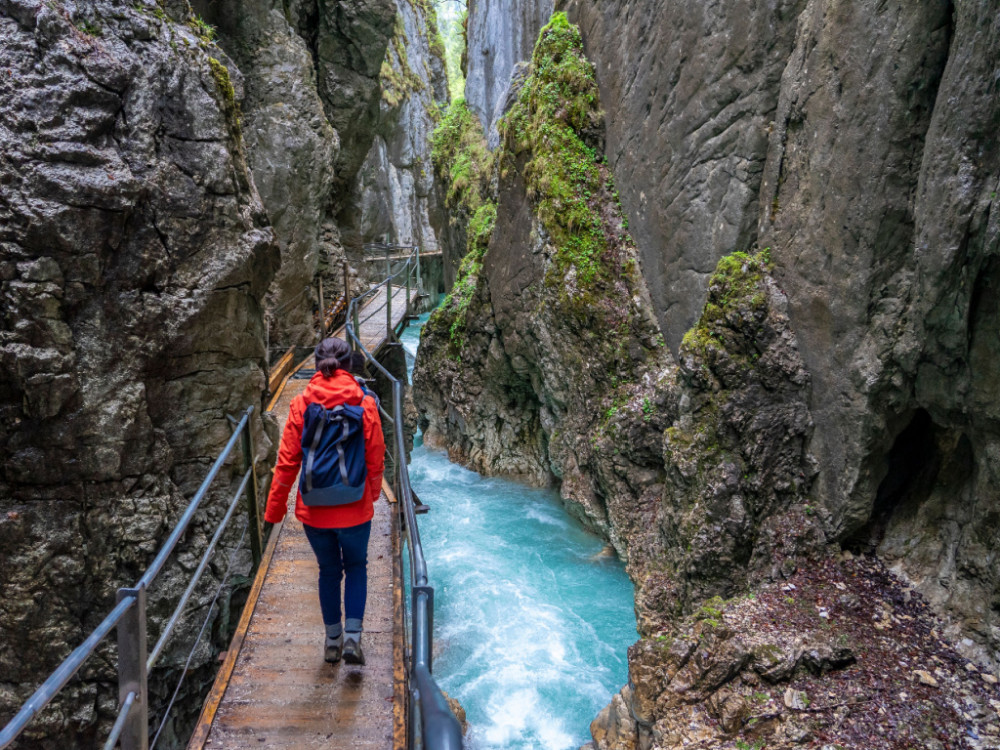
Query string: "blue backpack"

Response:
xmin=300 ymin=400 xmax=368 ymax=506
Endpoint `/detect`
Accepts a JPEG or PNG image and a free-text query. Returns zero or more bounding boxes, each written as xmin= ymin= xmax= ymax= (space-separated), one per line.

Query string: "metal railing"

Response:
xmin=344 ymin=250 xmax=462 ymax=750
xmin=0 ymin=407 xmax=263 ymax=750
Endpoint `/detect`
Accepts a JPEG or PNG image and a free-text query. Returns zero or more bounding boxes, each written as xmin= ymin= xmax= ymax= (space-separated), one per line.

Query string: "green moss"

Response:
xmin=679 ymin=247 xmax=771 ymax=362
xmin=695 ymin=595 xmax=726 ymax=622
xmin=207 ymin=57 xmax=242 ymax=143
xmin=381 ymin=13 xmax=425 ymax=107
xmin=498 ymin=13 xmax=625 ymax=294
xmin=435 ymin=201 xmax=497 ymax=354
xmin=428 ymin=99 xmax=498 ymax=357
xmin=431 ymin=99 xmax=493 ymax=215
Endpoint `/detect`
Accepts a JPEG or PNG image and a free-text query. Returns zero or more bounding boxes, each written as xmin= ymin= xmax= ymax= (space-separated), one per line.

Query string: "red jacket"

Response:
xmin=265 ymin=369 xmax=386 ymax=528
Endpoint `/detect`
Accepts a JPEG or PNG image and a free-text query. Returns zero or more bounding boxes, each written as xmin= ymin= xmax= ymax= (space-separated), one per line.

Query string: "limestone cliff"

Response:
xmin=0 ymin=1 xmax=277 ymax=745
xmin=193 ymin=0 xmax=396 ymax=350
xmin=464 ymin=0 xmax=553 ymax=148
xmin=415 ymin=3 xmax=1000 ymax=748
xmin=350 ymin=0 xmax=449 ymax=257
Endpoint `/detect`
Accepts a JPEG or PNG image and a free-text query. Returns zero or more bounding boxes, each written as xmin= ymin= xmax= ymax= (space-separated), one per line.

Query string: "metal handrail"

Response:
xmin=344 ymin=250 xmax=462 ymax=750
xmin=0 ymin=407 xmax=262 ymax=750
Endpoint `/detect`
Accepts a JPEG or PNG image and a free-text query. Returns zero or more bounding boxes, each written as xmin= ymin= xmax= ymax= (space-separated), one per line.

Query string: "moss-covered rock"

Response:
xmin=499 ymin=13 xmax=636 ymax=316
xmin=427 ymin=97 xmax=497 ymax=353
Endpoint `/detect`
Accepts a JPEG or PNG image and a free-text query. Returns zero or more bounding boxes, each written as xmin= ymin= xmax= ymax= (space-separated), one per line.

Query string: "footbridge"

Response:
xmin=0 ymin=248 xmax=462 ymax=750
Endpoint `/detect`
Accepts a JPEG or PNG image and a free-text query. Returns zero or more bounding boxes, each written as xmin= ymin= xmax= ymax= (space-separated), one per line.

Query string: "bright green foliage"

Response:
xmin=189 ymin=14 xmax=216 ymax=43
xmin=428 ymin=100 xmax=497 ymax=355
xmin=499 ymin=12 xmax=619 ymax=289
xmin=680 ymin=247 xmax=772 ymax=359
xmin=381 ymin=14 xmax=425 ymax=107
xmin=431 ymin=99 xmax=492 ymax=215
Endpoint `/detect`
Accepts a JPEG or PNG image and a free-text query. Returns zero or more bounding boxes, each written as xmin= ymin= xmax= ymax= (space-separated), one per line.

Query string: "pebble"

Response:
xmin=985 ymin=674 xmax=999 ymax=685
xmin=914 ymin=669 xmax=939 ymax=687
xmin=784 ymin=688 xmax=809 ymax=710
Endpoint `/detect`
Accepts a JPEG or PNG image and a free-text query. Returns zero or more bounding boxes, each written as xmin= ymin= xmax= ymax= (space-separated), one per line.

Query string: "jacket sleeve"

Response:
xmin=264 ymin=397 xmax=305 ymax=524
xmin=362 ymin=395 xmax=386 ymax=504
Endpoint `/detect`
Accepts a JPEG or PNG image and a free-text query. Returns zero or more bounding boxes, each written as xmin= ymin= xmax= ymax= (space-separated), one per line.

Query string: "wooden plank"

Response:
xmin=267 ymin=347 xmax=296 ymax=394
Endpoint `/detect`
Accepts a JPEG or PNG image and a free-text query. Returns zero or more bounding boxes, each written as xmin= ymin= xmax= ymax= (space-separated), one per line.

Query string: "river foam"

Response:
xmin=402 ymin=314 xmax=637 ymax=750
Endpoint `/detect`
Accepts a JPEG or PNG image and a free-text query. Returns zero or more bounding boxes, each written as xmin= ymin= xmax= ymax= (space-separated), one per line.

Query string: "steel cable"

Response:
xmin=149 ymin=518 xmax=251 ymax=749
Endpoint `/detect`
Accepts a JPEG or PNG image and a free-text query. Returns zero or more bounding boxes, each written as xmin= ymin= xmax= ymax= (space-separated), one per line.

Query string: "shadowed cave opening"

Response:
xmin=844 ymin=408 xmax=943 ymax=554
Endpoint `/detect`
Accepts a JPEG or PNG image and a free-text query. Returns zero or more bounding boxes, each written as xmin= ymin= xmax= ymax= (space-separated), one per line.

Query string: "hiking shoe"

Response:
xmin=324 ymin=634 xmax=343 ymax=664
xmin=342 ymin=635 xmax=365 ymax=665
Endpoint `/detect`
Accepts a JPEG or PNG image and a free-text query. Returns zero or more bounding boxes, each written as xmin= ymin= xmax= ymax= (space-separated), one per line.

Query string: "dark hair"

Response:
xmin=347 ymin=351 xmax=367 ymax=376
xmin=315 ymin=337 xmax=351 ymax=377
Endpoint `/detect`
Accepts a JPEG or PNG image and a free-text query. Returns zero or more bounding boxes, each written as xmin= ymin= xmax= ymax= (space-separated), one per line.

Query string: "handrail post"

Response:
xmin=386 ymin=273 xmax=393 ymax=341
xmin=415 ymin=244 xmax=422 ymax=295
xmin=240 ymin=414 xmax=263 ymax=568
xmin=352 ymin=303 xmax=360 ymax=352
xmin=342 ymin=260 xmax=350 ymax=307
xmin=405 ymin=256 xmax=411 ymax=320
xmin=317 ymin=278 xmax=326 ymax=341
xmin=117 ymin=586 xmax=148 ymax=750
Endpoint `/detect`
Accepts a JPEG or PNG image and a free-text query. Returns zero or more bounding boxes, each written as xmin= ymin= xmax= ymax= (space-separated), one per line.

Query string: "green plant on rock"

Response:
xmin=381 ymin=13 xmax=425 ymax=107
xmin=679 ymin=246 xmax=772 ymax=362
xmin=207 ymin=57 xmax=242 ymax=144
xmin=499 ymin=12 xmax=632 ymax=299
xmin=76 ymin=19 xmax=103 ymax=36
xmin=189 ymin=14 xmax=215 ymax=43
xmin=439 ymin=202 xmax=496 ymax=354
xmin=431 ymin=98 xmax=493 ymax=216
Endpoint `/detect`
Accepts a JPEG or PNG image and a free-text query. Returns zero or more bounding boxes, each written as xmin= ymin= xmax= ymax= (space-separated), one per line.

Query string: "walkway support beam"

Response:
xmin=117 ymin=586 xmax=148 ymax=750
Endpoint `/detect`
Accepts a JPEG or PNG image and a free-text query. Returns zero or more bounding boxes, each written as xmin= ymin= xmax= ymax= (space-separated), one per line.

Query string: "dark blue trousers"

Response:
xmin=302 ymin=521 xmax=372 ymax=632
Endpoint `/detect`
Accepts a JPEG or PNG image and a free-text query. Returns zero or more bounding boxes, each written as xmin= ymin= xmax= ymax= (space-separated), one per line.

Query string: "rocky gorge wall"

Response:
xmin=464 ymin=0 xmax=553 ymax=147
xmin=192 ymin=0 xmax=395 ymax=351
xmin=415 ymin=2 xmax=1000 ymax=748
xmin=0 ymin=0 xmax=442 ymax=745
xmin=351 ymin=0 xmax=449 ymax=260
xmin=0 ymin=1 xmax=277 ymax=745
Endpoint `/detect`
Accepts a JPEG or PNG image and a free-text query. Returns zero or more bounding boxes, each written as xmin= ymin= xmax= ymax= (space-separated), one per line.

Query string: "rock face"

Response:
xmin=561 ymin=0 xmax=805 ymax=351
xmin=0 ymin=1 xmax=277 ymax=745
xmin=351 ymin=0 xmax=449 ymax=255
xmin=194 ymin=0 xmax=395 ymax=351
xmin=417 ymin=3 xmax=1000 ymax=748
xmin=464 ymin=0 xmax=553 ymax=147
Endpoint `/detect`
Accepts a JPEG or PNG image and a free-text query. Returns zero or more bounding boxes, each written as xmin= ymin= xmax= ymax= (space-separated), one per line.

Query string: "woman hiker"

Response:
xmin=264 ymin=337 xmax=386 ymax=664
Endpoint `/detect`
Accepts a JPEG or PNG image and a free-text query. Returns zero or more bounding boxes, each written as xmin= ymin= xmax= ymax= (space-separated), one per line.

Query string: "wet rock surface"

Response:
xmin=350 ymin=0 xmax=449 ymax=257
xmin=465 ymin=0 xmax=553 ymax=147
xmin=417 ymin=4 xmax=1000 ymax=747
xmin=0 ymin=1 xmax=277 ymax=745
xmin=193 ymin=0 xmax=342 ymax=349
xmin=591 ymin=555 xmax=1000 ymax=750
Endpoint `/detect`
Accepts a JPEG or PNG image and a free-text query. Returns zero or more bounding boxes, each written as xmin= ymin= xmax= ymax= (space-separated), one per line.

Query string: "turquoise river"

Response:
xmin=400 ymin=313 xmax=638 ymax=750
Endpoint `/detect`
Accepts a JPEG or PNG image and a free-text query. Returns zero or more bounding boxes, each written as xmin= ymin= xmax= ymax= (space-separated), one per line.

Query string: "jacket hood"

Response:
xmin=301 ymin=369 xmax=364 ymax=408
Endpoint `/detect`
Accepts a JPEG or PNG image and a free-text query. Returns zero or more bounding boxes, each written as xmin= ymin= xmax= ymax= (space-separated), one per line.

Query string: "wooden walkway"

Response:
xmin=338 ymin=285 xmax=420 ymax=353
xmin=189 ymin=372 xmax=403 ymax=749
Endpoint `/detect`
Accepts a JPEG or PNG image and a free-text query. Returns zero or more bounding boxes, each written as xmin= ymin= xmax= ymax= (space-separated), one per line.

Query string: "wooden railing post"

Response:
xmin=317 ymin=278 xmax=326 ymax=341
xmin=241 ymin=420 xmax=263 ymax=568
xmin=386 ymin=273 xmax=393 ymax=340
xmin=117 ymin=586 xmax=148 ymax=750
